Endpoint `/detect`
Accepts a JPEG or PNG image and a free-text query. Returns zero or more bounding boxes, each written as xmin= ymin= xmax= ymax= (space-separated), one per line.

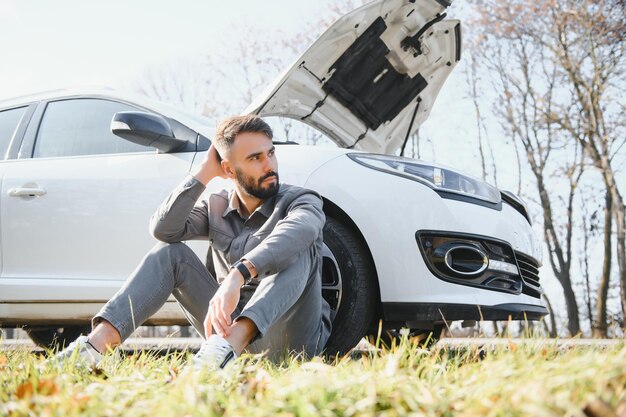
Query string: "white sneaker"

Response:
xmin=50 ymin=335 xmax=103 ymax=368
xmin=191 ymin=335 xmax=237 ymax=370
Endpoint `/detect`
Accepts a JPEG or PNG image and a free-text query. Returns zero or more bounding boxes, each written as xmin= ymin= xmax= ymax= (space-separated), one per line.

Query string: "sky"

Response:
xmin=1 ymin=0 xmax=620 ymax=334
xmin=0 ymin=0 xmax=322 ymax=99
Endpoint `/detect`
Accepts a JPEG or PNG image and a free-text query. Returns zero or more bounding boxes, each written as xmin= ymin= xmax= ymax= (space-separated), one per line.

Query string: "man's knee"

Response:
xmin=149 ymin=241 xmax=194 ymax=260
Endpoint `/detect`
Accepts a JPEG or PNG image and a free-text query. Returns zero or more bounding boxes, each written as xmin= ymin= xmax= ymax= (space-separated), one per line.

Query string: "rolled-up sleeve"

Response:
xmin=149 ymin=175 xmax=210 ymax=242
xmin=244 ymin=191 xmax=325 ymax=278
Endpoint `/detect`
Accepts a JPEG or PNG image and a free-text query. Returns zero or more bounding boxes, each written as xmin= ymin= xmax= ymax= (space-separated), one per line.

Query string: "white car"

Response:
xmin=0 ymin=0 xmax=546 ymax=354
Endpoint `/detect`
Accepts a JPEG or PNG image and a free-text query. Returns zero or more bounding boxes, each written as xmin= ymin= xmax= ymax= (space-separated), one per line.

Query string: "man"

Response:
xmin=55 ymin=115 xmax=332 ymax=369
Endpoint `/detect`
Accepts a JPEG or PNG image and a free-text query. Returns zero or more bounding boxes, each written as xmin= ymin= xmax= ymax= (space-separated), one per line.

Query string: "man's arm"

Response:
xmin=206 ymin=190 xmax=324 ymax=338
xmin=150 ymin=145 xmax=227 ymax=243
xmin=243 ymin=190 xmax=325 ymax=278
xmin=149 ymin=177 xmax=209 ymax=242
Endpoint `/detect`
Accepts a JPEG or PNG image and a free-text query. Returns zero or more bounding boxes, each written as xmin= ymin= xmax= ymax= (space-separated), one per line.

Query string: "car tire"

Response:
xmin=322 ymin=217 xmax=378 ymax=357
xmin=25 ymin=325 xmax=92 ymax=350
xmin=367 ymin=324 xmax=445 ymax=349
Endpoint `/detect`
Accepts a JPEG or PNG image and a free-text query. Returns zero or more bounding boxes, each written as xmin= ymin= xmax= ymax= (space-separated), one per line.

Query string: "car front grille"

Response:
xmin=515 ymin=251 xmax=542 ymax=298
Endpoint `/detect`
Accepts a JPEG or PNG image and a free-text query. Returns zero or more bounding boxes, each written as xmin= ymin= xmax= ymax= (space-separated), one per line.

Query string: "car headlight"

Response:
xmin=348 ymin=153 xmax=501 ymax=205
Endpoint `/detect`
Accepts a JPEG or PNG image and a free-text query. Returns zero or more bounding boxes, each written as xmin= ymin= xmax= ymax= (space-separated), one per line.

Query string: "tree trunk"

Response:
xmin=581 ymin=202 xmax=593 ymax=334
xmin=536 ymin=174 xmax=581 ymax=336
xmin=542 ymin=294 xmax=558 ymax=337
xmin=614 ymin=197 xmax=626 ymax=323
xmin=599 ymin=157 xmax=626 ymax=328
xmin=594 ymin=190 xmax=612 ymax=337
xmin=559 ymin=272 xmax=581 ymax=336
xmin=179 ymin=326 xmax=191 ymax=337
xmin=492 ymin=321 xmax=500 ymax=336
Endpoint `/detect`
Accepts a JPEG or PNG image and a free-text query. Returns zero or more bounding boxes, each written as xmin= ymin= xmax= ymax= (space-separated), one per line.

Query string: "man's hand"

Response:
xmin=192 ymin=144 xmax=228 ymax=186
xmin=204 ymin=269 xmax=244 ymax=338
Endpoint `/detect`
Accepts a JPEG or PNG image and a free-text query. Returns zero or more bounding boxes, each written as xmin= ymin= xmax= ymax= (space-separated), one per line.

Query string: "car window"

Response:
xmin=0 ymin=106 xmax=28 ymax=160
xmin=33 ymin=99 xmax=153 ymax=158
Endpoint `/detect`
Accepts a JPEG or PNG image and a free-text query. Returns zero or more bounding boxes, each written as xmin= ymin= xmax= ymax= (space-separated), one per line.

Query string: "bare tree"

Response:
xmin=463 ymin=51 xmax=499 ymax=186
xmin=469 ymin=2 xmax=590 ymax=335
xmin=541 ymin=2 xmax=626 ymax=327
xmin=469 ymin=0 xmax=624 ymax=335
xmin=135 ymin=56 xmax=222 ymax=118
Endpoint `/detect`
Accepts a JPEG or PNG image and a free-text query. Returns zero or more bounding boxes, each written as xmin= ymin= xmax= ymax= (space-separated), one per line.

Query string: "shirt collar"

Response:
xmin=257 ymin=195 xmax=276 ymax=218
xmin=222 ymin=189 xmax=275 ymax=219
xmin=222 ymin=190 xmax=242 ymax=218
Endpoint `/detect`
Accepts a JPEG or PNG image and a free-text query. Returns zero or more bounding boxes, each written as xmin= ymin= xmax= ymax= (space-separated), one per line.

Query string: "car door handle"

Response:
xmin=8 ymin=187 xmax=47 ymax=197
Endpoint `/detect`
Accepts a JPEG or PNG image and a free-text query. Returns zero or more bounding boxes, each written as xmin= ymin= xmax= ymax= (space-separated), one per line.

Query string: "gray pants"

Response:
xmin=94 ymin=242 xmax=331 ymax=361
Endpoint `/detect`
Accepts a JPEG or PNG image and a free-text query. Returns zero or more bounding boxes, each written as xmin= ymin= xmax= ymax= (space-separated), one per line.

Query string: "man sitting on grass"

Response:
xmin=54 ymin=115 xmax=332 ymax=369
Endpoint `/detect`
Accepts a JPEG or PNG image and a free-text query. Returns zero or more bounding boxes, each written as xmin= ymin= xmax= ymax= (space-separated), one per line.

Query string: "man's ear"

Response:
xmin=221 ymin=159 xmax=236 ymax=179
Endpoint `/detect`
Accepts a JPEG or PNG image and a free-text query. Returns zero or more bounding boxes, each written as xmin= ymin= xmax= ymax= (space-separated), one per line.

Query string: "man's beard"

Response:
xmin=235 ymin=168 xmax=280 ymax=200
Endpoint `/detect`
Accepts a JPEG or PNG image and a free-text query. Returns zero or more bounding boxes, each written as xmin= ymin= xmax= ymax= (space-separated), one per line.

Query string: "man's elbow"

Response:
xmin=302 ymin=216 xmax=324 ymax=243
xmin=150 ymin=222 xmax=181 ymax=243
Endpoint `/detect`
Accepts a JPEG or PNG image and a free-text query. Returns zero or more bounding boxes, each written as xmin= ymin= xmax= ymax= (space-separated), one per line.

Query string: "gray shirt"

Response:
xmin=149 ymin=175 xmax=326 ymax=285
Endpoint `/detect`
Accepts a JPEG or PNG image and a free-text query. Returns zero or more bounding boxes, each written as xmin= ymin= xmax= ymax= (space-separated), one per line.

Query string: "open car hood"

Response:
xmin=246 ymin=0 xmax=461 ymax=154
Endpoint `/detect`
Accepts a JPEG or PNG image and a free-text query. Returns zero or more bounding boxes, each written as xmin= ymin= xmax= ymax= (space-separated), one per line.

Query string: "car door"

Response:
xmin=0 ymin=104 xmax=34 ymax=278
xmin=0 ymin=97 xmax=197 ymax=302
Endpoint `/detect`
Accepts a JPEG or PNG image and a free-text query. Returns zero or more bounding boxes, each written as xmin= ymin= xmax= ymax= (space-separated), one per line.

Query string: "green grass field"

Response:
xmin=1 ymin=339 xmax=625 ymax=417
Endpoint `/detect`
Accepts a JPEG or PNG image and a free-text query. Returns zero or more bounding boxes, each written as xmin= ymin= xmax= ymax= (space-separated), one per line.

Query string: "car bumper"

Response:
xmin=383 ymin=302 xmax=549 ymax=323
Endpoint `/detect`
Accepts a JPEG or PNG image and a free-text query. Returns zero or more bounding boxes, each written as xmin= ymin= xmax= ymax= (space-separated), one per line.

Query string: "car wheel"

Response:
xmin=322 ymin=217 xmax=378 ymax=357
xmin=367 ymin=324 xmax=445 ymax=349
xmin=25 ymin=325 xmax=92 ymax=350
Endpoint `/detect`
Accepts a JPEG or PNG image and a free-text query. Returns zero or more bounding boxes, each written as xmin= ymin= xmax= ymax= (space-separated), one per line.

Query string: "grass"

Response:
xmin=1 ymin=338 xmax=625 ymax=417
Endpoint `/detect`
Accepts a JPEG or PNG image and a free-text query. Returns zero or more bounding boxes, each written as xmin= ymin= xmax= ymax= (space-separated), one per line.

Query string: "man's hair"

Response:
xmin=213 ymin=115 xmax=273 ymax=158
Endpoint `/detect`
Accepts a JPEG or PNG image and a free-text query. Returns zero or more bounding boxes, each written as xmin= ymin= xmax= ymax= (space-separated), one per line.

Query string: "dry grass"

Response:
xmin=1 ymin=338 xmax=625 ymax=416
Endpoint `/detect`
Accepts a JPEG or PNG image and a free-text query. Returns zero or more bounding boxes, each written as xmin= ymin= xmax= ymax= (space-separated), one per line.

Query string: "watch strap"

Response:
xmin=232 ymin=261 xmax=252 ymax=285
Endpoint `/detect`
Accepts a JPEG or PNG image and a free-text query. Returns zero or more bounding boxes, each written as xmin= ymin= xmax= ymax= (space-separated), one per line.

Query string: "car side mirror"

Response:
xmin=111 ymin=111 xmax=188 ymax=153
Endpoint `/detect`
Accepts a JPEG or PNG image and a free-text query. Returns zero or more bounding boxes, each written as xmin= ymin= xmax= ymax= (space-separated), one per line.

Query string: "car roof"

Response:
xmin=1 ymin=87 xmax=128 ymax=107
xmin=0 ymin=87 xmax=216 ymax=136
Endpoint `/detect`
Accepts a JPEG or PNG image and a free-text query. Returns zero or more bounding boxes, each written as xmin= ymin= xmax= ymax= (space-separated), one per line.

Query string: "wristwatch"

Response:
xmin=232 ymin=261 xmax=252 ymax=285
